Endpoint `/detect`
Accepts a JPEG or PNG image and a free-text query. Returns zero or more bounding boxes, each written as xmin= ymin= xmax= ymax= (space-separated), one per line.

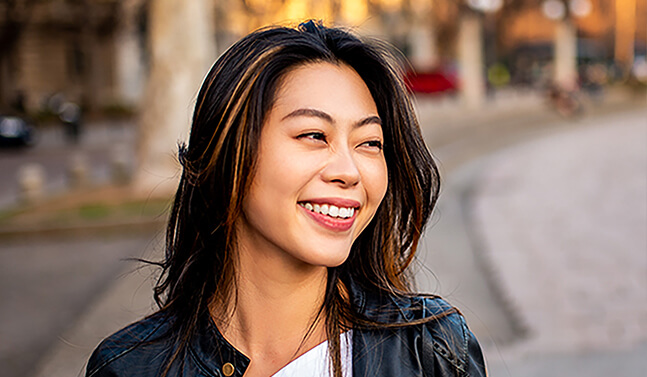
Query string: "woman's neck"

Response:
xmin=212 ymin=241 xmax=329 ymax=376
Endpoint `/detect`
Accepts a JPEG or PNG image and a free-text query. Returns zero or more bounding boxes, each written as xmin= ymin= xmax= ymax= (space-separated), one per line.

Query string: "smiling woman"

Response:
xmin=86 ymin=21 xmax=486 ymax=377
xmin=242 ymin=63 xmax=388 ymax=270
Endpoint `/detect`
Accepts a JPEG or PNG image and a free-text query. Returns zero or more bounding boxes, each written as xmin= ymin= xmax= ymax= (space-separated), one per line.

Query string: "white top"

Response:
xmin=271 ymin=331 xmax=353 ymax=377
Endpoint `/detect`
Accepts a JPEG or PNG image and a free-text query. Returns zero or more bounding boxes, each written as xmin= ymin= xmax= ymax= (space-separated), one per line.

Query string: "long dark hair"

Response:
xmin=154 ymin=20 xmax=442 ymax=376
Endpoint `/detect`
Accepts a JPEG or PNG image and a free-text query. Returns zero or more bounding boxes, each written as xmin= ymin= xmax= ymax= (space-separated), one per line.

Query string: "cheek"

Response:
xmin=252 ymin=144 xmax=322 ymax=205
xmin=360 ymin=158 xmax=389 ymax=207
xmin=254 ymin=138 xmax=294 ymax=192
xmin=352 ymin=158 xmax=387 ymax=239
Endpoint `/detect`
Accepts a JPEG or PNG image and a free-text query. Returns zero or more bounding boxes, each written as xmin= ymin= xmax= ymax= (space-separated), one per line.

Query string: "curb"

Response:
xmin=459 ymin=169 xmax=531 ymax=342
xmin=0 ymin=217 xmax=166 ymax=240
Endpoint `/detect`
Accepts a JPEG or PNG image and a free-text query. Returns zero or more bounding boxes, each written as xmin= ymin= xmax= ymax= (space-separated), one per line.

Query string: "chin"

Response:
xmin=322 ymin=255 xmax=350 ymax=268
xmin=297 ymin=246 xmax=351 ymax=268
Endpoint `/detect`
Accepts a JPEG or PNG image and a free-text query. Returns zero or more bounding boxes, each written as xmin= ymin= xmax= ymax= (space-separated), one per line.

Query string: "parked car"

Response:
xmin=404 ymin=68 xmax=458 ymax=95
xmin=0 ymin=115 xmax=36 ymax=147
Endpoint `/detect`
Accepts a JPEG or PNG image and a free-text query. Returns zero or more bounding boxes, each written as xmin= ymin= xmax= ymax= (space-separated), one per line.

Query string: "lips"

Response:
xmin=298 ymin=197 xmax=361 ymax=232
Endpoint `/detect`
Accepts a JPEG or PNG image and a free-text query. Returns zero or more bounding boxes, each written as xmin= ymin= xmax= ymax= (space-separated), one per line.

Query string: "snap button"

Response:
xmin=222 ymin=362 xmax=235 ymax=377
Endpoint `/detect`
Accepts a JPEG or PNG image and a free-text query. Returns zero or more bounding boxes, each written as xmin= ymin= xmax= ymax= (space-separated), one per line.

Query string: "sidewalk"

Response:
xmin=471 ymin=108 xmax=647 ymax=376
xmin=26 ymin=87 xmax=647 ymax=376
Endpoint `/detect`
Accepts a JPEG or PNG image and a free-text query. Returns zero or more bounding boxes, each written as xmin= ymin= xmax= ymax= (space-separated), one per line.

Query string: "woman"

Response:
xmin=86 ymin=21 xmax=486 ymax=377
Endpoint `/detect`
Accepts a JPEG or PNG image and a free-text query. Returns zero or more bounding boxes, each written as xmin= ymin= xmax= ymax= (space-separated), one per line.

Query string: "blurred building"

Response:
xmin=0 ymin=0 xmax=148 ymax=114
xmin=0 ymin=0 xmax=645 ymax=114
xmin=502 ymin=0 xmax=646 ymax=81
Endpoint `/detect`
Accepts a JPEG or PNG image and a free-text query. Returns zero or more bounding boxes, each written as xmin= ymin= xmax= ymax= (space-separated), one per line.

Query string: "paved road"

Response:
xmin=415 ymin=90 xmax=588 ymax=347
xmin=0 ymin=232 xmax=162 ymax=377
xmin=472 ymin=108 xmax=647 ymax=376
xmin=418 ymin=105 xmax=646 ymax=376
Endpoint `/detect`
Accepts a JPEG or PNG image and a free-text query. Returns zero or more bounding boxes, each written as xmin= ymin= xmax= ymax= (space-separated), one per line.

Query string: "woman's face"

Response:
xmin=237 ymin=62 xmax=388 ymax=268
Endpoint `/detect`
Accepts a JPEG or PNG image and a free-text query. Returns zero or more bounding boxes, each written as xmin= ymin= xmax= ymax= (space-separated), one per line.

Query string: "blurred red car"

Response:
xmin=404 ymin=69 xmax=458 ymax=95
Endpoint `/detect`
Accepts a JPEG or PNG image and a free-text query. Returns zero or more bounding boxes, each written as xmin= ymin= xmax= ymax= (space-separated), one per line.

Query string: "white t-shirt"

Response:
xmin=271 ymin=331 xmax=353 ymax=377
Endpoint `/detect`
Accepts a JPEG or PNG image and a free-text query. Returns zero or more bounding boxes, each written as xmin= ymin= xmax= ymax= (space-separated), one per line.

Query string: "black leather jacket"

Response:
xmin=86 ymin=289 xmax=486 ymax=377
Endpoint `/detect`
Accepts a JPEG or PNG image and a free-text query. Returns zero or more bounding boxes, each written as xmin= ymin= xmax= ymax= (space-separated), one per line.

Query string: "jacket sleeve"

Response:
xmin=85 ymin=343 xmax=120 ymax=377
xmin=420 ymin=306 xmax=487 ymax=377
xmin=464 ymin=322 xmax=487 ymax=377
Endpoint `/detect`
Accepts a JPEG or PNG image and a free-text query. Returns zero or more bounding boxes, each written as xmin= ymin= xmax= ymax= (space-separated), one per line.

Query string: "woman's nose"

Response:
xmin=321 ymin=147 xmax=361 ymax=188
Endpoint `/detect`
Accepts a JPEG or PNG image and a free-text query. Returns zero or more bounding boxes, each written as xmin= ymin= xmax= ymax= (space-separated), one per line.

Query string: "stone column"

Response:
xmin=80 ymin=5 xmax=100 ymax=113
xmin=554 ymin=18 xmax=578 ymax=89
xmin=615 ymin=0 xmax=636 ymax=72
xmin=458 ymin=12 xmax=486 ymax=108
xmin=134 ymin=0 xmax=215 ymax=196
xmin=114 ymin=0 xmax=145 ymax=107
xmin=408 ymin=0 xmax=437 ymax=71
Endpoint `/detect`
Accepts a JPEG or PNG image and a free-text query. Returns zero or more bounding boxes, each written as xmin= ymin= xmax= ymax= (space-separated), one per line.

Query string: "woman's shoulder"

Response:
xmin=358 ymin=290 xmax=458 ymax=324
xmin=388 ymin=294 xmax=474 ymax=343
xmin=85 ymin=311 xmax=173 ymax=377
xmin=356 ymin=292 xmax=486 ymax=376
xmin=405 ymin=294 xmax=486 ymax=376
xmin=396 ymin=294 xmax=456 ymax=317
xmin=396 ymin=294 xmax=464 ymax=330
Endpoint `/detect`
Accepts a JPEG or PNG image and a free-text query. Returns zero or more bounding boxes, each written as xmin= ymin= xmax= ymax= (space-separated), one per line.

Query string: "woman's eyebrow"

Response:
xmin=355 ymin=115 xmax=382 ymax=128
xmin=282 ymin=108 xmax=333 ymax=123
xmin=282 ymin=108 xmax=382 ymax=128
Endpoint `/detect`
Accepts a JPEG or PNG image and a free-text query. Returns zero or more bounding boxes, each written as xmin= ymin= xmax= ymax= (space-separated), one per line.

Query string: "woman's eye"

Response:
xmin=298 ymin=132 xmax=327 ymax=142
xmin=360 ymin=140 xmax=383 ymax=150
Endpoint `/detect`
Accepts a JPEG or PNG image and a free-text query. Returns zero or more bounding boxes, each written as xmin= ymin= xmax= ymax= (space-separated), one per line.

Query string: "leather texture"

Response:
xmin=86 ymin=288 xmax=486 ymax=377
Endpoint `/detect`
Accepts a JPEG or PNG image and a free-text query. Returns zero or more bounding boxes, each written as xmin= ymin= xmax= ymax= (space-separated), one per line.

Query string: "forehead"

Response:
xmin=271 ymin=62 xmax=378 ymax=119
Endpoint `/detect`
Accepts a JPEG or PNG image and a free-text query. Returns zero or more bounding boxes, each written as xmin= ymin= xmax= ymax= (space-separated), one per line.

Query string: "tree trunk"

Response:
xmin=408 ymin=0 xmax=437 ymax=71
xmin=458 ymin=12 xmax=486 ymax=108
xmin=554 ymin=18 xmax=578 ymax=89
xmin=80 ymin=1 xmax=100 ymax=113
xmin=114 ymin=0 xmax=145 ymax=107
xmin=615 ymin=0 xmax=636 ymax=72
xmin=134 ymin=0 xmax=215 ymax=196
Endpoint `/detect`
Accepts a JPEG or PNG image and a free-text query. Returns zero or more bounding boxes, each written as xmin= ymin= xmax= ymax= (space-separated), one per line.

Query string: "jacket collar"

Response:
xmin=347 ymin=278 xmax=417 ymax=323
xmin=186 ymin=281 xmax=423 ymax=376
xmin=189 ymin=312 xmax=250 ymax=377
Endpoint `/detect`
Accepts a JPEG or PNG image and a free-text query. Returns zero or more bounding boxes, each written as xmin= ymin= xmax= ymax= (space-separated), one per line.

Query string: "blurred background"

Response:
xmin=0 ymin=1 xmax=645 ymax=377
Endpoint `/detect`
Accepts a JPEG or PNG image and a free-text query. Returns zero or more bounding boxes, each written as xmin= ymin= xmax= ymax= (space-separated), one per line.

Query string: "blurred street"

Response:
xmin=0 ymin=233 xmax=162 ymax=377
xmin=420 ymin=102 xmax=647 ymax=377
xmin=1 ymin=88 xmax=644 ymax=377
xmin=0 ymin=121 xmax=136 ymax=210
xmin=1 ymin=1 xmax=646 ymax=376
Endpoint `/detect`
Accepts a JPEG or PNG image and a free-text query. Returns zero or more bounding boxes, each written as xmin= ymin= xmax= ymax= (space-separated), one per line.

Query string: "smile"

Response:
xmin=298 ymin=200 xmax=360 ymax=232
xmin=298 ymin=202 xmax=356 ymax=219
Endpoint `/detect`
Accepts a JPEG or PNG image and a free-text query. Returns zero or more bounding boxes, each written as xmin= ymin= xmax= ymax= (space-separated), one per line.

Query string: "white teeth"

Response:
xmin=300 ymin=202 xmax=356 ymax=219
